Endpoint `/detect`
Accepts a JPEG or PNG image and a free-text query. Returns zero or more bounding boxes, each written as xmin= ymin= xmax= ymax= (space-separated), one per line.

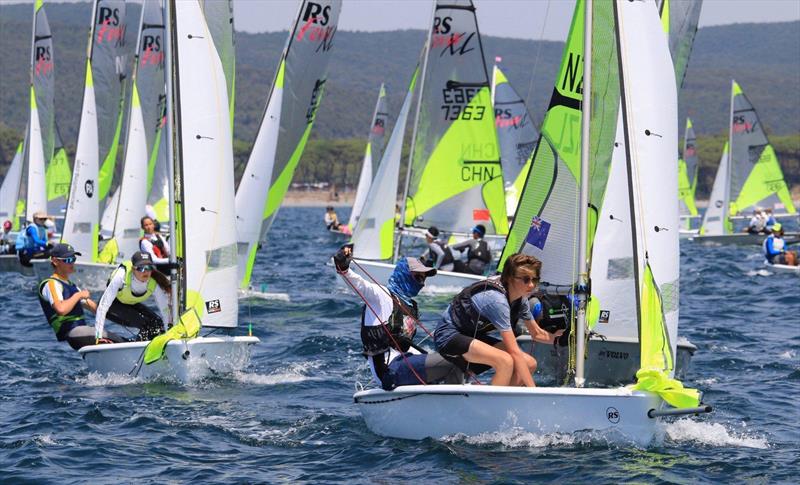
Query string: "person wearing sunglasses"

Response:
xmin=333 ymin=244 xmax=463 ymax=390
xmin=37 ymin=243 xmax=125 ymax=350
xmin=94 ymin=251 xmax=172 ymax=342
xmin=434 ymin=253 xmax=563 ymax=387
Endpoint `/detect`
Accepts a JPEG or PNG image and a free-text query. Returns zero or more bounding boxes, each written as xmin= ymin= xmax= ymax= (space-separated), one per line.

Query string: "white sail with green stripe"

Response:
xmin=348 ymin=83 xmax=389 ymax=230
xmin=235 ymin=0 xmax=341 ymax=290
xmin=352 ymin=67 xmax=419 ymax=261
xmin=63 ymin=0 xmax=127 ymax=261
xmin=47 ymin=126 xmax=71 ymax=215
xmin=491 ymin=62 xmax=538 ymax=218
xmin=200 ymin=0 xmax=235 ymax=128
xmin=677 ymin=118 xmax=699 ymax=218
xmin=403 ymin=0 xmax=507 ymax=236
xmin=657 ymin=0 xmax=702 ymax=89
xmin=0 ymin=141 xmax=24 ymax=228
xmin=699 ymin=143 xmax=729 ymax=235
xmin=727 ymin=80 xmax=796 ymax=218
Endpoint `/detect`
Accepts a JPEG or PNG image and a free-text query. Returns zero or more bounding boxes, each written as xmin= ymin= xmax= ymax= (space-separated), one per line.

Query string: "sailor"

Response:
xmin=1 ymin=220 xmax=14 ymax=254
xmin=764 ymin=223 xmax=798 ymax=266
xmin=745 ymin=210 xmax=766 ymax=235
xmin=37 ymin=243 xmax=125 ymax=350
xmin=324 ymin=206 xmax=341 ymax=231
xmin=95 ymin=251 xmax=172 ymax=342
xmin=764 ymin=209 xmax=777 ymax=232
xmin=333 ymin=244 xmax=463 ymax=390
xmin=434 ymin=253 xmax=562 ymax=386
xmin=139 ymin=216 xmax=170 ymax=274
xmin=17 ymin=211 xmax=50 ymax=266
xmin=450 ymin=224 xmax=492 ymax=275
xmin=420 ymin=226 xmax=455 ymax=271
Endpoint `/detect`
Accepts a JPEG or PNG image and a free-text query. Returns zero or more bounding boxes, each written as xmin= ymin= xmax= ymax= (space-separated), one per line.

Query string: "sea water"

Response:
xmin=1 ymin=207 xmax=797 ymax=483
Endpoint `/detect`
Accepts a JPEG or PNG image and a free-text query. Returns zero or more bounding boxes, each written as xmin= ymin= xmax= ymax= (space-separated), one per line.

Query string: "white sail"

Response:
xmin=112 ymin=85 xmax=149 ymax=260
xmin=100 ymin=187 xmax=118 ymax=235
xmin=26 ymin=96 xmax=48 ymax=220
xmin=353 ymin=71 xmax=418 ymax=260
xmin=174 ymin=0 xmax=238 ymax=328
xmin=0 ymin=142 xmax=24 ymax=224
xmin=618 ymin=0 xmax=680 ymax=369
xmin=699 ymin=144 xmax=729 ymax=236
xmin=349 ymin=83 xmax=389 ymax=229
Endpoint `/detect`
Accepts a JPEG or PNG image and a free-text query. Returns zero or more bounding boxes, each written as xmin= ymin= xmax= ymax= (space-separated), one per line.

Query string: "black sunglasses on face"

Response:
xmin=514 ymin=275 xmax=539 ymax=285
xmin=135 ymin=265 xmax=154 ymax=272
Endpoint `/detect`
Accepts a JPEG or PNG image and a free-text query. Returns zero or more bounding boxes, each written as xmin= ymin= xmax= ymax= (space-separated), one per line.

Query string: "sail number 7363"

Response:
xmin=441 ymin=86 xmax=485 ymax=121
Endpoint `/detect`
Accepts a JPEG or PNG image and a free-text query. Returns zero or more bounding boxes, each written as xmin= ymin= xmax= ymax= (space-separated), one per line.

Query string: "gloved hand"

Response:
xmin=333 ymin=243 xmax=354 ymax=273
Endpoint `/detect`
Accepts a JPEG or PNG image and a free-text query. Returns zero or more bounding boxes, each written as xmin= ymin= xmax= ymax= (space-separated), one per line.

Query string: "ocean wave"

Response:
xmin=234 ymin=361 xmax=321 ymax=385
xmin=664 ymin=419 xmax=769 ymax=449
xmin=76 ymin=372 xmax=142 ymax=387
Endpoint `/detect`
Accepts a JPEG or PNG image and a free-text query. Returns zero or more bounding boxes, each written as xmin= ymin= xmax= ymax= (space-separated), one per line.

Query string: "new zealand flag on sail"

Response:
xmin=525 ymin=216 xmax=551 ymax=250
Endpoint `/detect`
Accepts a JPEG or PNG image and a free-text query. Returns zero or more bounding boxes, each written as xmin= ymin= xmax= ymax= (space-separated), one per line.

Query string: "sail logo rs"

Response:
xmin=141 ymin=35 xmax=163 ymax=66
xmin=206 ymin=299 xmax=221 ymax=314
xmin=297 ymin=2 xmax=336 ymax=52
xmin=732 ymin=115 xmax=756 ymax=134
xmin=96 ymin=7 xmax=125 ymax=46
xmin=34 ymin=46 xmax=53 ymax=76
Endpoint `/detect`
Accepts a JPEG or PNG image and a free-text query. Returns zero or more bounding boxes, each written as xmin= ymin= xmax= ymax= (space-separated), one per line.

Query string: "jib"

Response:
xmin=433 ymin=16 xmax=452 ymax=34
xmin=302 ymin=2 xmax=330 ymax=26
xmin=97 ymin=6 xmax=120 ymax=26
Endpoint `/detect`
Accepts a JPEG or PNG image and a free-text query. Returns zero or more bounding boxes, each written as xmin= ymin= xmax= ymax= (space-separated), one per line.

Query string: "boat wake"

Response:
xmin=441 ymin=427 xmax=643 ymax=449
xmin=663 ymin=418 xmax=769 ymax=449
xmin=747 ymin=269 xmax=772 ymax=277
xmin=77 ymin=371 xmax=143 ymax=387
xmin=234 ymin=361 xmax=321 ymax=385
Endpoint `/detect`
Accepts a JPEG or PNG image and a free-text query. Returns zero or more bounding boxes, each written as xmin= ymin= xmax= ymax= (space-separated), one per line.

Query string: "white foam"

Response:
xmin=77 ymin=371 xmax=141 ymax=387
xmin=746 ymin=269 xmax=772 ymax=277
xmin=778 ymin=350 xmax=796 ymax=360
xmin=33 ymin=434 xmax=57 ymax=446
xmin=664 ymin=419 xmax=769 ymax=449
xmin=696 ymin=377 xmax=718 ymax=386
xmin=442 ymin=429 xmax=581 ymax=448
xmin=234 ymin=361 xmax=320 ymax=385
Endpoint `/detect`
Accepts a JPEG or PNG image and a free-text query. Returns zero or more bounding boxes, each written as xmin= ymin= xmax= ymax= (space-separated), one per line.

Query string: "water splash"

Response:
xmin=76 ymin=372 xmax=141 ymax=387
xmin=664 ymin=419 xmax=769 ymax=449
xmin=234 ymin=361 xmax=320 ymax=385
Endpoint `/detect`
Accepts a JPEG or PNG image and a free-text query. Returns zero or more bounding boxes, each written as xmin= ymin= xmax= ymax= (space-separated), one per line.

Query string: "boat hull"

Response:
xmin=350 ymin=259 xmax=484 ymax=294
xmin=522 ymin=336 xmax=696 ymax=386
xmin=31 ymin=260 xmax=115 ymax=291
xmin=354 ymin=384 xmax=663 ymax=444
xmin=764 ymin=261 xmax=800 ymax=275
xmin=689 ymin=232 xmax=800 ymax=246
xmin=0 ymin=254 xmax=34 ymax=276
xmin=78 ymin=336 xmax=260 ymax=383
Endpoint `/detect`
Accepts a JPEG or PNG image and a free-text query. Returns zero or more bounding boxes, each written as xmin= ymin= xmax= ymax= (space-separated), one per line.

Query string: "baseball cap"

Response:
xmin=51 ymin=243 xmax=82 ymax=259
xmin=131 ymin=251 xmax=155 ymax=269
xmin=406 ymin=257 xmax=437 ymax=277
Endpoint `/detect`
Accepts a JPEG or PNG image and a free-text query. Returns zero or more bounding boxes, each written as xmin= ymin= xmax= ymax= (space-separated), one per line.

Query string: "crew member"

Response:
xmin=325 ymin=206 xmax=341 ymax=231
xmin=139 ymin=216 xmax=170 ymax=274
xmin=37 ymin=243 xmax=124 ymax=350
xmin=764 ymin=223 xmax=798 ymax=266
xmin=434 ymin=253 xmax=562 ymax=386
xmin=450 ymin=224 xmax=492 ymax=275
xmin=1 ymin=220 xmax=14 ymax=254
xmin=17 ymin=211 xmax=50 ymax=266
xmin=420 ymin=226 xmax=454 ymax=271
xmin=334 ymin=244 xmax=463 ymax=390
xmin=95 ymin=251 xmax=172 ymax=342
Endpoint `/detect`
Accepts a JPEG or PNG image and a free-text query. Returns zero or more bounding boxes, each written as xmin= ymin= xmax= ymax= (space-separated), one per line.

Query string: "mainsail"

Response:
xmin=348 ymin=84 xmax=389 ymax=230
xmin=727 ymin=80 xmax=796 ymax=217
xmin=352 ymin=68 xmax=420 ymax=260
xmin=403 ymin=0 xmax=507 ymax=236
xmin=47 ymin=126 xmax=71 ymax=215
xmin=0 ymin=142 xmax=24 ymax=227
xmin=62 ymin=0 xmax=127 ymax=261
xmin=235 ymin=0 xmax=341 ymax=289
xmin=171 ymin=0 xmax=239 ymax=328
xmin=699 ymin=143 xmax=729 ymax=235
xmin=199 ymin=0 xmax=235 ymax=127
xmin=491 ymin=62 xmax=538 ymax=217
xmin=657 ymin=0 xmax=702 ymax=89
xmin=677 ymin=118 xmax=699 ymax=218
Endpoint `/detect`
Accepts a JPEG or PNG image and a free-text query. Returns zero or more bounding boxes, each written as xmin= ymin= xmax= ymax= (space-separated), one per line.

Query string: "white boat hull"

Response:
xmin=764 ymin=261 xmax=800 ymax=275
xmin=78 ymin=336 xmax=260 ymax=383
xmin=32 ymin=260 xmax=115 ymax=291
xmin=689 ymin=232 xmax=800 ymax=246
xmin=350 ymin=259 xmax=485 ymax=294
xmin=521 ymin=335 xmax=696 ymax=386
xmin=0 ymin=254 xmax=34 ymax=276
xmin=354 ymin=384 xmax=663 ymax=444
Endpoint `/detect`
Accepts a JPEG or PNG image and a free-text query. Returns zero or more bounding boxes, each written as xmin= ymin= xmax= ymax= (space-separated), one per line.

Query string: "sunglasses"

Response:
xmin=57 ymin=256 xmax=76 ymax=264
xmin=135 ymin=265 xmax=154 ymax=272
xmin=413 ymin=273 xmax=427 ymax=284
xmin=514 ymin=275 xmax=539 ymax=285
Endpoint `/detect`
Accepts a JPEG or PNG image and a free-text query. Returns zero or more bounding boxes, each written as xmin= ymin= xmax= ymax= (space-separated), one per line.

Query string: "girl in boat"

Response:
xmin=434 ymin=253 xmax=562 ymax=386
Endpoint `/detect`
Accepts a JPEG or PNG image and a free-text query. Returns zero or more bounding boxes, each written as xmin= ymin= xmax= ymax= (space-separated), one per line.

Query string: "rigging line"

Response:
xmin=524 ymin=0 xmax=551 ymax=125
xmin=337 ymin=270 xmax=426 ymax=386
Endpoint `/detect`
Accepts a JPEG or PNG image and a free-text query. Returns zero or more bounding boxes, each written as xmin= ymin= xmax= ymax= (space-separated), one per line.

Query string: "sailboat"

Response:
xmin=491 ymin=59 xmax=538 ymax=219
xmin=678 ymin=118 xmax=700 ymax=236
xmin=355 ymin=0 xmax=709 ymax=442
xmin=32 ymin=0 xmax=129 ymax=288
xmin=0 ymin=141 xmax=28 ymax=274
xmin=78 ymin=0 xmax=259 ymax=382
xmin=234 ymin=0 xmax=341 ymax=299
xmin=352 ymin=0 xmax=507 ymax=292
xmin=339 ymin=83 xmax=389 ymax=236
xmin=0 ymin=0 xmax=55 ymax=276
xmin=693 ymin=80 xmax=799 ymax=245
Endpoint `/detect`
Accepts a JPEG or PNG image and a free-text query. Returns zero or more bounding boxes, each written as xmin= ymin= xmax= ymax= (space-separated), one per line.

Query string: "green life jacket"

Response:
xmin=37 ymin=276 xmax=87 ymax=341
xmin=115 ymin=261 xmax=158 ymax=305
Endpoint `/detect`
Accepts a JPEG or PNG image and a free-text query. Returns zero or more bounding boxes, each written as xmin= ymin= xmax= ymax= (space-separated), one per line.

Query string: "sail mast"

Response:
xmin=164 ymin=0 xmax=179 ymax=323
xmin=395 ymin=2 xmax=435 ymax=261
xmin=575 ymin=0 xmax=593 ymax=387
xmin=724 ymin=79 xmax=734 ymax=233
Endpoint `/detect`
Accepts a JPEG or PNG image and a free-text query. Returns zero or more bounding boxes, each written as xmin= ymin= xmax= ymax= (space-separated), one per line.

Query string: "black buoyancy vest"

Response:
xmin=433 ymin=241 xmax=454 ymax=266
xmin=467 ymin=239 xmax=491 ymax=264
xmin=360 ymin=296 xmax=419 ymax=356
xmin=38 ymin=277 xmax=87 ymax=341
xmin=449 ymin=279 xmax=522 ymax=337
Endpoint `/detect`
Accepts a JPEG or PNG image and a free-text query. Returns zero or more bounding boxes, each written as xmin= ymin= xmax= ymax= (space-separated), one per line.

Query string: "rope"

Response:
xmin=337 ymin=268 xmax=426 ymax=386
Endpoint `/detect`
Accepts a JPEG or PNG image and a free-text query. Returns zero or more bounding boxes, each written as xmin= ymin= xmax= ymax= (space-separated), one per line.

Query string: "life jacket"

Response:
xmin=16 ymin=224 xmax=46 ymax=252
xmin=38 ymin=276 xmax=87 ymax=341
xmin=111 ymin=261 xmax=158 ymax=305
xmin=467 ymin=239 xmax=491 ymax=264
xmin=449 ymin=278 xmax=522 ymax=337
xmin=763 ymin=235 xmax=785 ymax=262
xmin=432 ymin=241 xmax=454 ymax=266
xmin=527 ymin=293 xmax=572 ymax=347
xmin=360 ymin=296 xmax=419 ymax=356
xmin=140 ymin=234 xmax=166 ymax=258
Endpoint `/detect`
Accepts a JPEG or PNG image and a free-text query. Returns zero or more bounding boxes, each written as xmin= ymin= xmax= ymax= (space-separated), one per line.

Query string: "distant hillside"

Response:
xmin=1 ymin=3 xmax=798 ymax=194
